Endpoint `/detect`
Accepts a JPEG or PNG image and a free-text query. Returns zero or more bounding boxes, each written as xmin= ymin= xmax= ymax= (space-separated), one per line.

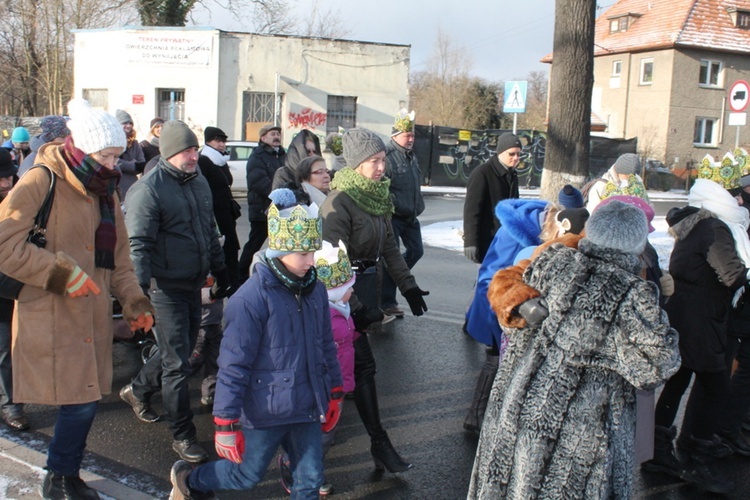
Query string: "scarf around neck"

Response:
xmin=62 ymin=136 xmax=121 ymax=269
xmin=201 ymin=145 xmax=228 ymax=167
xmin=330 ymin=167 xmax=393 ymax=216
xmin=268 ymin=257 xmax=318 ymax=296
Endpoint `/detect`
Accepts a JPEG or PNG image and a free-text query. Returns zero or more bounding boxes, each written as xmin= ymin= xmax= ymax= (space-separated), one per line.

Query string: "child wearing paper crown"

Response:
xmin=169 ymin=187 xmax=343 ymax=500
xmin=278 ymin=239 xmax=358 ymax=495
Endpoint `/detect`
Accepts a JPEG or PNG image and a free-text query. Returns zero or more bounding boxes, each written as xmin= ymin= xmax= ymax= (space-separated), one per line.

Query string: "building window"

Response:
xmin=326 ymin=95 xmax=357 ymax=134
xmin=612 ymin=61 xmax=622 ymax=77
xmin=157 ymin=89 xmax=185 ymax=121
xmin=699 ymin=59 xmax=723 ymax=87
xmin=639 ymin=58 xmax=654 ymax=85
xmin=694 ymin=117 xmax=717 ymax=146
xmin=609 ymin=16 xmax=630 ymax=33
xmin=82 ymin=89 xmax=108 ymax=109
xmin=243 ymin=92 xmax=278 ymax=123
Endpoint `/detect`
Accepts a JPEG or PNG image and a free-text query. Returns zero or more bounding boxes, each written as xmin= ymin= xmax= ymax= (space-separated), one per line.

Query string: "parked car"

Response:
xmin=225 ymin=141 xmax=258 ymax=194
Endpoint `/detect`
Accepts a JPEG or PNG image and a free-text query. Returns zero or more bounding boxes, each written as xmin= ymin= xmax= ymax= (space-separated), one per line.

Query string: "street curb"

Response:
xmin=0 ymin=435 xmax=155 ymax=499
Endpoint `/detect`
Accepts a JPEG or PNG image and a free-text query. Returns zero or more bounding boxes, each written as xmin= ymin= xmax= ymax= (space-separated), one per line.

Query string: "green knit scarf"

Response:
xmin=330 ymin=167 xmax=394 ymax=216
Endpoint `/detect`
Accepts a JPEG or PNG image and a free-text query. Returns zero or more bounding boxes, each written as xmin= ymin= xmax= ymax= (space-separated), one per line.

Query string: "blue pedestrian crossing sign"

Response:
xmin=503 ymin=81 xmax=527 ymax=113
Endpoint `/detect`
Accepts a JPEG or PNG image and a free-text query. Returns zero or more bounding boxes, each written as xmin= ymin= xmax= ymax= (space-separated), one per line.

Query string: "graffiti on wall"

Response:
xmin=288 ymin=106 xmax=327 ymax=129
xmin=430 ymin=128 xmax=547 ymax=187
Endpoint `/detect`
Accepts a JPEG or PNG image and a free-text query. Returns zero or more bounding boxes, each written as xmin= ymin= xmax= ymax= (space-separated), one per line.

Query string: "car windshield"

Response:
xmin=226 ymin=145 xmax=254 ymax=161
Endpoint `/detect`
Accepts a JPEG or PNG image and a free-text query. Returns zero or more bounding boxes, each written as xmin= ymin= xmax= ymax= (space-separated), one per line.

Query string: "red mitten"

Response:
xmin=322 ymin=386 xmax=344 ymax=433
xmin=214 ymin=417 xmax=244 ymax=463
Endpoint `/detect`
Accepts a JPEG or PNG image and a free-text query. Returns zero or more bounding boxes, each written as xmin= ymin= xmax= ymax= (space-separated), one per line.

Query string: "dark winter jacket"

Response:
xmin=321 ymin=189 xmax=417 ymax=298
xmin=465 ymin=199 xmax=547 ymax=347
xmin=212 ymin=255 xmax=342 ymax=429
xmin=139 ymin=138 xmax=160 ymax=164
xmin=198 ymin=148 xmax=239 ymax=253
xmin=469 ymin=241 xmax=680 ymax=499
xmin=272 ymin=130 xmax=321 ymax=190
xmin=385 ymin=139 xmax=424 ymax=222
xmin=246 ymin=143 xmax=286 ymax=221
xmin=665 ymin=207 xmax=747 ymax=372
xmin=118 ymin=140 xmax=146 ymax=200
xmin=125 ymin=157 xmax=226 ymax=292
xmin=729 ymin=226 xmax=750 ymax=338
xmin=463 ymin=155 xmax=519 ymax=262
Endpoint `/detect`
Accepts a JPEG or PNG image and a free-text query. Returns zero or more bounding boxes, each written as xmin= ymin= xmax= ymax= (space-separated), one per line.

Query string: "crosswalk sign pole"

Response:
xmin=513 ymin=113 xmax=517 ymax=135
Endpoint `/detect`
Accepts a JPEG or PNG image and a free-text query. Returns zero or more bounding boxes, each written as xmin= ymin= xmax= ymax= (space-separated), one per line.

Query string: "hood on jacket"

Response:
xmin=285 ymin=130 xmax=321 ymax=173
xmin=495 ymin=198 xmax=549 ymax=248
xmin=29 ymin=134 xmax=46 ymax=153
xmin=667 ymin=206 xmax=711 ymax=240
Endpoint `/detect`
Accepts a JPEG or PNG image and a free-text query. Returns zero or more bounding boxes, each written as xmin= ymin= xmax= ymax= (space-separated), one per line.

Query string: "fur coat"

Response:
xmin=468 ymin=240 xmax=680 ymax=499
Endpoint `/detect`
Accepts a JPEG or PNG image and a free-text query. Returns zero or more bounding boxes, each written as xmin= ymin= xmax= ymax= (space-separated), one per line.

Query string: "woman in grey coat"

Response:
xmin=468 ymin=201 xmax=680 ymax=499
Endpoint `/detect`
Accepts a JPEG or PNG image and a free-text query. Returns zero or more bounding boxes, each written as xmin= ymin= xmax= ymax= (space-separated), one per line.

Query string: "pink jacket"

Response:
xmin=330 ymin=308 xmax=358 ymax=393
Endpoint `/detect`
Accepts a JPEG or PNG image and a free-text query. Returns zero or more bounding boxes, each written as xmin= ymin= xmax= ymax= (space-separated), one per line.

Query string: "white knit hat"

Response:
xmin=66 ymin=99 xmax=127 ymax=154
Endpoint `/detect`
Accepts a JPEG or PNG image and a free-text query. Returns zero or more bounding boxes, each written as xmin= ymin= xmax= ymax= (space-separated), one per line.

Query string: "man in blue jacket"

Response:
xmin=169 ymin=187 xmax=343 ymax=500
xmin=122 ymin=120 xmax=231 ymax=464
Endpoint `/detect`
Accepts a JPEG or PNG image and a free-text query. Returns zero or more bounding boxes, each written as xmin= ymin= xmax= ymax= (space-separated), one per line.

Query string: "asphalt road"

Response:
xmin=3 ymin=194 xmax=749 ymax=499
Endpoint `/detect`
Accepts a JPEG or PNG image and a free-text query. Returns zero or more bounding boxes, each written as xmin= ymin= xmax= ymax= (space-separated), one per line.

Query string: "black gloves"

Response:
xmin=403 ymin=287 xmax=429 ymax=316
xmin=352 ymin=306 xmax=384 ymax=332
xmin=516 ymin=297 xmax=548 ymax=326
xmin=210 ymin=268 xmax=232 ymax=300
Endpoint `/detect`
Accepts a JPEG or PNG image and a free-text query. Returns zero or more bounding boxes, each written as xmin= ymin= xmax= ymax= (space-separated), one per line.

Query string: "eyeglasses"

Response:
xmin=507 ymin=152 xmax=521 ymax=157
xmin=306 ymin=149 xmax=317 ymax=155
xmin=311 ymin=169 xmax=329 ymax=176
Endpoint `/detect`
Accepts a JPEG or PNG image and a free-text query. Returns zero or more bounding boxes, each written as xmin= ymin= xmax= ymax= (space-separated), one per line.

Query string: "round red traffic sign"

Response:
xmin=729 ymin=80 xmax=750 ymax=112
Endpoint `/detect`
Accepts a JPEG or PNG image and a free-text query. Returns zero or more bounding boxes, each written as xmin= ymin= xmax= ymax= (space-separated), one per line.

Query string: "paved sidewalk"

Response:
xmin=0 ymin=435 xmax=154 ymax=499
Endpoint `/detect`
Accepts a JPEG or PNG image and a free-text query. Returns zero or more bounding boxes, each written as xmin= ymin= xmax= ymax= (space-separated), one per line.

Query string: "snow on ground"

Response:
xmin=423 ymin=217 xmax=675 ymax=268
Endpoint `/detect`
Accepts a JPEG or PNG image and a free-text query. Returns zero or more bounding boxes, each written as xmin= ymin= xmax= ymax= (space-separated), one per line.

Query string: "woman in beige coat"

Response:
xmin=0 ymin=99 xmax=153 ymax=499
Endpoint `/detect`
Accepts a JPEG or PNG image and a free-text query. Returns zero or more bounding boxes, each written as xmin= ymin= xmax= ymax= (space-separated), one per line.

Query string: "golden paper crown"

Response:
xmin=315 ymin=242 xmax=354 ymax=290
xmin=392 ymin=109 xmax=415 ymax=135
xmin=267 ymin=203 xmax=322 ymax=253
xmin=698 ymin=153 xmax=740 ymax=190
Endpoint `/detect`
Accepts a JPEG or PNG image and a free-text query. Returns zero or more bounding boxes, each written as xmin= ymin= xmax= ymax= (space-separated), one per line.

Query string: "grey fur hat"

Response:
xmin=159 ymin=120 xmax=199 ymax=160
xmin=613 ymin=153 xmax=641 ymax=175
xmin=585 ymin=200 xmax=648 ymax=254
xmin=343 ymin=128 xmax=386 ymax=168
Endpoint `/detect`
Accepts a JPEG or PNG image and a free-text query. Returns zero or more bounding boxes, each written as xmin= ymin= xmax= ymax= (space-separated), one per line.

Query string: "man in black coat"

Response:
xmin=238 ymin=125 xmax=286 ymax=282
xmin=198 ymin=126 xmax=240 ymax=289
xmin=462 ymin=132 xmax=521 ymax=263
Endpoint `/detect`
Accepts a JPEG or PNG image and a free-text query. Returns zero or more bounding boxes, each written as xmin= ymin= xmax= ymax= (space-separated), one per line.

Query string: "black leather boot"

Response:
xmin=463 ymin=353 xmax=499 ymax=435
xmin=641 ymin=425 xmax=682 ymax=478
xmin=679 ymin=435 xmax=734 ymax=494
xmin=40 ymin=470 xmax=100 ymax=499
xmin=354 ymin=379 xmax=412 ymax=473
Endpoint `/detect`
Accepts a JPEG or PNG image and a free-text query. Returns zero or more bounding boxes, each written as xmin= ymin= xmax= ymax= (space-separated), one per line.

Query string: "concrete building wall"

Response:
xmin=666 ymin=49 xmax=750 ymax=167
xmin=594 ymin=45 xmax=750 ymax=166
xmin=73 ymin=27 xmax=409 ymax=147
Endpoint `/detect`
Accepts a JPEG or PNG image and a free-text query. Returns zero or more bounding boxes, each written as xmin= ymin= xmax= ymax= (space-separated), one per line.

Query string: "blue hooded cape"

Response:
xmin=465 ymin=198 xmax=549 ymax=347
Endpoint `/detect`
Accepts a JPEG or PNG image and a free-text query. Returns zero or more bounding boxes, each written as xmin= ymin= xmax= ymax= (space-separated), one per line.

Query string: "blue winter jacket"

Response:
xmin=465 ymin=199 xmax=548 ymax=347
xmin=213 ymin=256 xmax=343 ymax=429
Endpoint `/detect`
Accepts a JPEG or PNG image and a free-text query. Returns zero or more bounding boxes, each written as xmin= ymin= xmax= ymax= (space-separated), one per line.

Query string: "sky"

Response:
xmin=190 ymin=0 xmax=559 ymax=83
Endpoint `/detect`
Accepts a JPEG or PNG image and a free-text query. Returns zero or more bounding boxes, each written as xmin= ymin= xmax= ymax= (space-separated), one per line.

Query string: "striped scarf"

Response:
xmin=62 ymin=137 xmax=121 ymax=269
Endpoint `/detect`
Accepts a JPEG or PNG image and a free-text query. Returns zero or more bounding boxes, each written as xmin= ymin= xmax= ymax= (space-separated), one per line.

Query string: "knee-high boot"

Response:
xmin=352 ymin=334 xmax=411 ymax=473
xmin=463 ymin=353 xmax=499 ymax=434
xmin=353 ymin=379 xmax=412 ymax=473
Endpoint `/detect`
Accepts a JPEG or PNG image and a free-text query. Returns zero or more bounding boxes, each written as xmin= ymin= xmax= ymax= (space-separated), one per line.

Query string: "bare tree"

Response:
xmin=298 ymin=0 xmax=352 ymax=38
xmin=411 ymin=29 xmax=501 ymax=129
xmin=0 ymin=0 xmax=135 ymax=116
xmin=539 ymin=0 xmax=596 ymax=200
